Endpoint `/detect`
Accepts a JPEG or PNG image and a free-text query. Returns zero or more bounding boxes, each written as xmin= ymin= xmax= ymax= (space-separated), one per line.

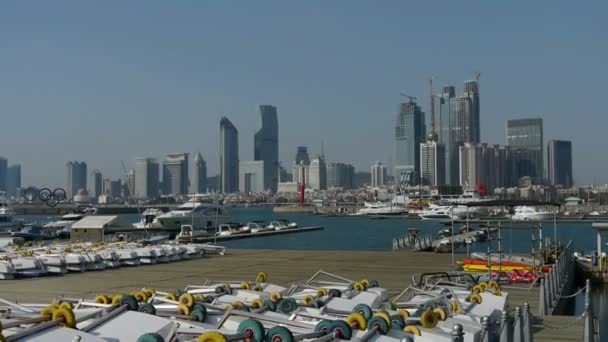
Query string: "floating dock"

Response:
xmin=183 ymin=226 xmax=323 ymax=243
xmin=0 ymin=249 xmax=586 ymax=341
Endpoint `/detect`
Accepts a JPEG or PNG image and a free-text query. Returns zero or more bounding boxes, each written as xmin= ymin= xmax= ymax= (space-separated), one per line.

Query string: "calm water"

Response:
xmin=24 ymin=207 xmax=599 ymax=253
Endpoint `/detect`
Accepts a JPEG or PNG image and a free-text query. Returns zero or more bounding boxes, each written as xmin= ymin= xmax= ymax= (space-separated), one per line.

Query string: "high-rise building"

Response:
xmin=459 ymin=143 xmax=514 ymax=192
xmin=220 ymin=117 xmax=239 ymax=193
xmin=239 ymin=161 xmax=265 ymax=193
xmin=308 ymin=156 xmax=327 ymax=190
xmin=109 ymin=179 xmax=122 ymax=198
xmin=192 ymin=153 xmax=207 ymax=193
xmin=127 ymin=170 xmax=135 ymax=198
xmin=420 ymin=142 xmax=446 ymax=187
xmin=6 ymin=164 xmax=21 ymax=197
xmin=547 ymin=140 xmax=573 ymax=187
xmin=162 ymin=153 xmax=189 ymax=195
xmin=0 ymin=157 xmax=6 ymax=193
xmin=507 ymin=118 xmax=543 ymax=183
xmin=292 ymin=146 xmax=310 ymax=185
xmin=254 ymin=105 xmax=279 ymax=192
xmin=327 ymin=163 xmax=355 ymax=190
xmin=433 ymin=81 xmax=480 ymax=185
xmin=91 ymin=170 xmax=103 ymax=200
xmin=371 ymin=162 xmax=387 ymax=188
xmin=394 ymin=100 xmax=425 ymax=187
xmin=464 ymin=80 xmax=480 ymax=143
xmin=66 ymin=161 xmax=87 ymax=198
xmin=135 ymin=158 xmax=159 ymax=199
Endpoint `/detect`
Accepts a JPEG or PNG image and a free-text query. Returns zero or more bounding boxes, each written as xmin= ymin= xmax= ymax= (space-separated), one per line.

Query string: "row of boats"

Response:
xmin=354 ymin=202 xmax=555 ymax=221
xmin=0 ymin=240 xmax=226 ymax=280
xmin=0 ymin=269 xmax=514 ymax=341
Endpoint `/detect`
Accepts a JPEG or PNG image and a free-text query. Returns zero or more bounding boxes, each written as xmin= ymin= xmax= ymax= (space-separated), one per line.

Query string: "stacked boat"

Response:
xmin=0 ymin=270 xmax=518 ymax=341
xmin=0 ymin=241 xmax=227 ymax=280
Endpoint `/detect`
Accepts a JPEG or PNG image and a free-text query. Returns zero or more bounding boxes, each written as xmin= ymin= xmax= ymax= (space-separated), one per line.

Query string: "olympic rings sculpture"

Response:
xmin=23 ymin=187 xmax=67 ymax=207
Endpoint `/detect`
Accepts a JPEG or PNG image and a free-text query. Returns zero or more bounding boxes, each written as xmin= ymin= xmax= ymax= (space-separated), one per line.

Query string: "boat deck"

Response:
xmin=0 ymin=249 xmax=584 ymax=341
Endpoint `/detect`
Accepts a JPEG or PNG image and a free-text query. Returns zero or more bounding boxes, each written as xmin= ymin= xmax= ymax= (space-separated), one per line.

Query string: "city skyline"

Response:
xmin=1 ymin=2 xmax=606 ymax=187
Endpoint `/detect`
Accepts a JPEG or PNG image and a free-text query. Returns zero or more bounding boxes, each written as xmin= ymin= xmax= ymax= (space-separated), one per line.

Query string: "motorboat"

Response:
xmin=419 ymin=205 xmax=456 ymax=220
xmin=9 ymin=225 xmax=55 ymax=241
xmin=3 ymin=254 xmax=48 ymax=277
xmin=352 ymin=202 xmax=407 ymax=216
xmin=511 ymin=206 xmax=555 ymax=221
xmin=176 ymin=224 xmax=210 ymax=243
xmin=154 ymin=200 xmax=232 ymax=232
xmin=133 ymin=208 xmax=165 ymax=229
xmin=0 ymin=200 xmax=23 ymax=233
xmin=277 ymin=219 xmax=297 ymax=229
xmin=216 ymin=222 xmax=249 ymax=236
xmin=43 ymin=212 xmax=86 ymax=234
xmin=267 ymin=220 xmax=288 ymax=231
xmin=245 ymin=221 xmax=272 ymax=233
xmin=436 ymin=228 xmax=452 ymax=239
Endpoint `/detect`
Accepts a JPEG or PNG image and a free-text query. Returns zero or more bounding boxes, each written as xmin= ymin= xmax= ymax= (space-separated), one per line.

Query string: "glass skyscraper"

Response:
xmin=220 ymin=117 xmax=239 ymax=193
xmin=254 ymin=105 xmax=279 ymax=192
xmin=506 ymin=118 xmax=544 ymax=183
xmin=547 ymin=140 xmax=573 ymax=187
xmin=394 ymin=101 xmax=425 ymax=186
xmin=135 ymin=158 xmax=159 ymax=199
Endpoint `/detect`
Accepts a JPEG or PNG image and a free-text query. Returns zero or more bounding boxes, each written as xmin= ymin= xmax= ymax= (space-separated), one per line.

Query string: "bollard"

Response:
xmin=451 ymin=323 xmax=464 ymax=342
xmin=583 ymin=279 xmax=594 ymax=342
xmin=481 ymin=316 xmax=491 ymax=342
xmin=500 ymin=310 xmax=511 ymax=342
xmin=523 ymin=302 xmax=533 ymax=342
xmin=538 ymin=279 xmax=547 ymax=316
xmin=513 ymin=307 xmax=523 ymax=342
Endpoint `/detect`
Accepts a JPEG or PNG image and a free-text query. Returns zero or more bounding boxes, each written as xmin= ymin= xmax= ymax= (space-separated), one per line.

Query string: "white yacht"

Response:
xmin=176 ymin=224 xmax=210 ymax=243
xmin=352 ymin=202 xmax=407 ymax=216
xmin=43 ymin=212 xmax=86 ymax=233
xmin=0 ymin=200 xmax=23 ymax=232
xmin=154 ymin=200 xmax=232 ymax=232
xmin=511 ymin=206 xmax=555 ymax=221
xmin=133 ymin=208 xmax=165 ymax=229
xmin=418 ymin=205 xmax=455 ymax=220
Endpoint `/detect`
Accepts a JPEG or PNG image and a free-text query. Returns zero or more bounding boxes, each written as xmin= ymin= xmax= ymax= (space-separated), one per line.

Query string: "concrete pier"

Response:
xmin=0 ymin=249 xmax=584 ymax=341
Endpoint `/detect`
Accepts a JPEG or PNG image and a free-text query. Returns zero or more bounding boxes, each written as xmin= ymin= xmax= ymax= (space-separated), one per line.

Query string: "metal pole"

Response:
xmin=451 ymin=324 xmax=464 ymax=342
xmin=553 ymin=211 xmax=557 ymax=249
xmin=451 ymin=206 xmax=455 ymax=271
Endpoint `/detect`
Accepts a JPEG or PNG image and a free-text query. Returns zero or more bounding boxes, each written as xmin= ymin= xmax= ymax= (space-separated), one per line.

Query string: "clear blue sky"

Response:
xmin=1 ymin=1 xmax=606 ymax=188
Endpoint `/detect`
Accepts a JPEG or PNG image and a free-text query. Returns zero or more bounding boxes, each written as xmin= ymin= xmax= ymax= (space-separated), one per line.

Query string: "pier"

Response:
xmin=0 ymin=249 xmax=588 ymax=341
xmin=181 ymin=226 xmax=323 ymax=243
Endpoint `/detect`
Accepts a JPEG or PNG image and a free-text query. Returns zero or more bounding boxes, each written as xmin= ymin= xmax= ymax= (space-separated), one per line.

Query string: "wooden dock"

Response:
xmin=0 ymin=250 xmax=584 ymax=341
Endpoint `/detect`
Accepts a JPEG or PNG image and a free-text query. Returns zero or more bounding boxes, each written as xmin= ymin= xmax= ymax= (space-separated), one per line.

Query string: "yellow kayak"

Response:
xmin=463 ymin=264 xmax=534 ymax=273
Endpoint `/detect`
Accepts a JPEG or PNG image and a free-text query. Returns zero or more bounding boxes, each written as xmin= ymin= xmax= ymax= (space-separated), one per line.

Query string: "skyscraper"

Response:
xmin=162 ymin=153 xmax=189 ymax=195
xmin=420 ymin=142 xmax=446 ymax=187
xmin=220 ymin=117 xmax=239 ymax=193
xmin=308 ymin=156 xmax=327 ymax=190
xmin=127 ymin=170 xmax=135 ymax=198
xmin=394 ymin=100 xmax=425 ymax=187
xmin=66 ymin=161 xmax=87 ymax=198
xmin=91 ymin=169 xmax=103 ymax=200
xmin=0 ymin=157 xmax=7 ymax=193
xmin=459 ymin=143 xmax=514 ymax=191
xmin=192 ymin=153 xmax=207 ymax=193
xmin=433 ymin=81 xmax=480 ymax=185
xmin=506 ymin=118 xmax=543 ymax=183
xmin=254 ymin=105 xmax=279 ymax=192
xmin=292 ymin=146 xmax=310 ymax=185
xmin=135 ymin=158 xmax=159 ymax=199
xmin=464 ymin=80 xmax=480 ymax=143
xmin=327 ymin=163 xmax=355 ymax=190
xmin=371 ymin=162 xmax=387 ymax=188
xmin=548 ymin=140 xmax=573 ymax=187
xmin=6 ymin=164 xmax=21 ymax=197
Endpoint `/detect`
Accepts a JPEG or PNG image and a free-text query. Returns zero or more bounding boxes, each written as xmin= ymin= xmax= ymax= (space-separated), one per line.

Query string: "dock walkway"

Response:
xmin=0 ymin=250 xmax=584 ymax=341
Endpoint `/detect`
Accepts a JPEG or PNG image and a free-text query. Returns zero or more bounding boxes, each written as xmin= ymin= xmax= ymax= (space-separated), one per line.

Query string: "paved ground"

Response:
xmin=0 ymin=249 xmax=584 ymax=341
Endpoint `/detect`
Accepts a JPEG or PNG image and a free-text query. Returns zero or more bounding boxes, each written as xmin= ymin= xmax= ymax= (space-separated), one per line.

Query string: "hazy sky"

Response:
xmin=1 ymin=1 xmax=607 ymax=188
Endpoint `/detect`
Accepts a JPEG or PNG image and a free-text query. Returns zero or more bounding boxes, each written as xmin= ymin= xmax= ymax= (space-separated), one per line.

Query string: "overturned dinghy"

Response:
xmin=35 ymin=253 xmax=68 ymax=274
